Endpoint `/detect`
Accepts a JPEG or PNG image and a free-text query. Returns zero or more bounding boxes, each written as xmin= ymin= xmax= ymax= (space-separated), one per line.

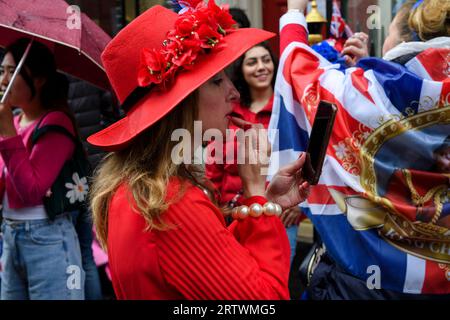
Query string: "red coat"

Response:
xmin=107 ymin=178 xmax=290 ymax=300
xmin=206 ymin=97 xmax=273 ymax=205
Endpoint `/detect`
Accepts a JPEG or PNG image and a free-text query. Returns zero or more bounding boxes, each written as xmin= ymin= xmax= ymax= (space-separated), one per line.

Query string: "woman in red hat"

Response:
xmin=88 ymin=1 xmax=310 ymax=300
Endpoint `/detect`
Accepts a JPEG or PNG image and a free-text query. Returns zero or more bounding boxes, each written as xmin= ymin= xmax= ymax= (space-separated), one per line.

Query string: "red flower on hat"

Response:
xmin=173 ymin=49 xmax=197 ymax=69
xmin=207 ymin=1 xmax=236 ymax=33
xmin=197 ymin=24 xmax=222 ymax=48
xmin=138 ymin=0 xmax=237 ymax=90
xmin=138 ymin=48 xmax=172 ymax=87
xmin=173 ymin=15 xmax=197 ymax=37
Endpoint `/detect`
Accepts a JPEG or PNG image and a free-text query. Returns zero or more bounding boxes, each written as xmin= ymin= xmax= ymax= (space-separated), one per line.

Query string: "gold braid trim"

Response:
xmin=432 ymin=190 xmax=444 ymax=225
xmin=402 ymin=169 xmax=443 ymax=206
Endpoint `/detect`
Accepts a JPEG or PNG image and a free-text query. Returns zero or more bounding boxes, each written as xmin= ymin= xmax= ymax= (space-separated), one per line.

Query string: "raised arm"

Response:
xmin=280 ymin=0 xmax=309 ymax=55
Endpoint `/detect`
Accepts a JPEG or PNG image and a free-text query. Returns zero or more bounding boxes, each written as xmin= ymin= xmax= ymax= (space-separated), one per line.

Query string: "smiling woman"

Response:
xmin=232 ymin=41 xmax=278 ymax=111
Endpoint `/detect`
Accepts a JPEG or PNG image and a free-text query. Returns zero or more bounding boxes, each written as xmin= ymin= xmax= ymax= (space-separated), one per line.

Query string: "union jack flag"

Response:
xmin=330 ymin=0 xmax=353 ymax=39
xmin=269 ymin=12 xmax=450 ymax=294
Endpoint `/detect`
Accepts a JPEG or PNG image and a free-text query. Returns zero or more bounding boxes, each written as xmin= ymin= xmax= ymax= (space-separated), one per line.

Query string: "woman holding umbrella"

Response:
xmin=0 ymin=39 xmax=84 ymax=299
xmin=88 ymin=1 xmax=310 ymax=299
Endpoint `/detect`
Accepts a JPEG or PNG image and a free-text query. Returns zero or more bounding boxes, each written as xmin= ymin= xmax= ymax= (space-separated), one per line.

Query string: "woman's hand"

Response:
xmin=287 ymin=0 xmax=308 ymax=11
xmin=265 ymin=152 xmax=310 ymax=210
xmin=0 ymin=99 xmax=17 ymax=138
xmin=231 ymin=117 xmax=271 ymax=198
xmin=341 ymin=32 xmax=369 ymax=67
xmin=280 ymin=206 xmax=302 ymax=227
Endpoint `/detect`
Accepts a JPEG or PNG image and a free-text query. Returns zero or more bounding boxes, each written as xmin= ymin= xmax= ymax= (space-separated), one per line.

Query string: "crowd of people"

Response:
xmin=0 ymin=0 xmax=448 ymax=300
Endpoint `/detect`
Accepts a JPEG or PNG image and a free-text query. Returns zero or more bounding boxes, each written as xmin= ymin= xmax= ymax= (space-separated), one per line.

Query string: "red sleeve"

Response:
xmin=156 ymin=187 xmax=290 ymax=300
xmin=280 ymin=11 xmax=309 ymax=56
xmin=0 ymin=112 xmax=75 ymax=204
xmin=205 ymin=140 xmax=225 ymax=193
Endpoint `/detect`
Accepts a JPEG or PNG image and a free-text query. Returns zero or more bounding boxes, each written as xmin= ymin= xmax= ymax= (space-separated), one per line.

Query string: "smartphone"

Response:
xmin=303 ymin=101 xmax=338 ymax=185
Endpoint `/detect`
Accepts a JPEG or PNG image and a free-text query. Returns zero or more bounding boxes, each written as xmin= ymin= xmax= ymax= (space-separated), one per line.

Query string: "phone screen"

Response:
xmin=304 ymin=101 xmax=337 ymax=184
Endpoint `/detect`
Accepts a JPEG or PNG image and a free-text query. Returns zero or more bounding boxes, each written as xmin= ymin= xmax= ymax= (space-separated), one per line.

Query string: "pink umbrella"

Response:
xmin=0 ymin=0 xmax=111 ymax=90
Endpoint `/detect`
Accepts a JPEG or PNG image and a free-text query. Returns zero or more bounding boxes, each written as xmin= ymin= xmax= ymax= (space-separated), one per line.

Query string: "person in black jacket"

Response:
xmin=67 ymin=75 xmax=120 ymax=300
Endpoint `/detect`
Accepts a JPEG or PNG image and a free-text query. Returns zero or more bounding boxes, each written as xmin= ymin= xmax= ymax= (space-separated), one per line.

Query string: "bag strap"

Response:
xmin=31 ymin=111 xmax=79 ymax=147
xmin=32 ymin=124 xmax=78 ymax=146
xmin=31 ymin=111 xmax=91 ymax=173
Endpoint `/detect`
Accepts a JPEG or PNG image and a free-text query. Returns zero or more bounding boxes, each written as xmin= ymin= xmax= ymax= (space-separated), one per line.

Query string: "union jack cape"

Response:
xmin=268 ymin=12 xmax=450 ymax=294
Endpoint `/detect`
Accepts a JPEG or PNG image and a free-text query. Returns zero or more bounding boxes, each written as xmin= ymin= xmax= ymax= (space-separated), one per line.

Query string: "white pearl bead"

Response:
xmin=249 ymin=203 xmax=263 ymax=217
xmin=263 ymin=202 xmax=276 ymax=216
xmin=274 ymin=204 xmax=282 ymax=216
xmin=238 ymin=206 xmax=250 ymax=219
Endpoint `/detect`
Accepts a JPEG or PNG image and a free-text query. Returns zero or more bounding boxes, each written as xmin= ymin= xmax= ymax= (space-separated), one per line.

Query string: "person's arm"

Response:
xmin=0 ymin=114 xmax=75 ymax=205
xmin=280 ymin=0 xmax=309 ymax=55
xmin=341 ymin=33 xmax=370 ymax=66
xmin=156 ymin=189 xmax=290 ymax=300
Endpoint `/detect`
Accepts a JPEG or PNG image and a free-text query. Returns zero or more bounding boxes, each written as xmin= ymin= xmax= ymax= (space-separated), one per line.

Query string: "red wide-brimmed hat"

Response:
xmin=87 ymin=2 xmax=275 ymax=151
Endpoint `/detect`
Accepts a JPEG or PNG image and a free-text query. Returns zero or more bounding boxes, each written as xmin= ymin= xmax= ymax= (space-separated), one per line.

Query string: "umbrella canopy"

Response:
xmin=0 ymin=0 xmax=112 ymax=90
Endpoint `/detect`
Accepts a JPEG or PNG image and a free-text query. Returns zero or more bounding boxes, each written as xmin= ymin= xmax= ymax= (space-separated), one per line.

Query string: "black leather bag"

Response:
xmin=298 ymin=241 xmax=326 ymax=287
xmin=31 ymin=113 xmax=92 ymax=220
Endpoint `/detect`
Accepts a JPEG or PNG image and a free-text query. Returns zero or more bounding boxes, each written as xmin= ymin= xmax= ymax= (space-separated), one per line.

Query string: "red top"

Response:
xmin=107 ymin=178 xmax=290 ymax=300
xmin=206 ymin=98 xmax=273 ymax=205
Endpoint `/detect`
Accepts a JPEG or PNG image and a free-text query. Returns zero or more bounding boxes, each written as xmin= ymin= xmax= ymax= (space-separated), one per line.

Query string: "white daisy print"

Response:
xmin=65 ymin=172 xmax=89 ymax=204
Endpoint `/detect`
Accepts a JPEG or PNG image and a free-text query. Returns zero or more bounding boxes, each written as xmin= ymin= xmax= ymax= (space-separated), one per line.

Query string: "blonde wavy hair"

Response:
xmin=90 ymin=91 xmax=213 ymax=248
xmin=409 ymin=0 xmax=450 ymax=40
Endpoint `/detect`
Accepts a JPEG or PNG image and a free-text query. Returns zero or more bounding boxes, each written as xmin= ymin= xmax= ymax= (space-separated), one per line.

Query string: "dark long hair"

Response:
xmin=5 ymin=38 xmax=81 ymax=142
xmin=230 ymin=41 xmax=278 ymax=108
xmin=6 ymin=38 xmax=69 ymax=110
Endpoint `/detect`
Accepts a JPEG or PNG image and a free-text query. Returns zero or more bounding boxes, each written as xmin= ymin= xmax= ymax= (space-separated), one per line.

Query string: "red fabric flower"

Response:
xmin=172 ymin=48 xmax=197 ymax=68
xmin=181 ymin=36 xmax=203 ymax=55
xmin=174 ymin=15 xmax=197 ymax=37
xmin=208 ymin=1 xmax=236 ymax=33
xmin=194 ymin=4 xmax=212 ymax=26
xmin=138 ymin=48 xmax=169 ymax=86
xmin=197 ymin=24 xmax=222 ymax=48
xmin=137 ymin=0 xmax=237 ymax=89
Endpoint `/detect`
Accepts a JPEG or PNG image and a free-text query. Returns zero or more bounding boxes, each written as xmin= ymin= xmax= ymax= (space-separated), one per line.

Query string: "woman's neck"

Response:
xmin=249 ymin=87 xmax=273 ymax=113
xmin=20 ymin=100 xmax=46 ymax=127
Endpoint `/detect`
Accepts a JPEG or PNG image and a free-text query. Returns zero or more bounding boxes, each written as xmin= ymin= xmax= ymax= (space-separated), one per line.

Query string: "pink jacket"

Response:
xmin=0 ymin=111 xmax=75 ymax=209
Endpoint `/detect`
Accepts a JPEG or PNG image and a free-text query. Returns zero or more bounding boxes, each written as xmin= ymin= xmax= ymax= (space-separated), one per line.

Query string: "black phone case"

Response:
xmin=304 ymin=101 xmax=337 ymax=185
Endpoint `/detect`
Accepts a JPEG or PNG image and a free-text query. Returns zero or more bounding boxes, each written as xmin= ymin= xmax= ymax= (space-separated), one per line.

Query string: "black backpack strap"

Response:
xmin=32 ymin=124 xmax=78 ymax=146
xmin=30 ymin=112 xmax=90 ymax=173
xmin=31 ymin=111 xmax=79 ymax=147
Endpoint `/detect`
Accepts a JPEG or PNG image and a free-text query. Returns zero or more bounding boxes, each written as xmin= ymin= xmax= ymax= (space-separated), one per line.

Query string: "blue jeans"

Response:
xmin=286 ymin=225 xmax=298 ymax=264
xmin=0 ymin=214 xmax=85 ymax=300
xmin=71 ymin=210 xmax=102 ymax=300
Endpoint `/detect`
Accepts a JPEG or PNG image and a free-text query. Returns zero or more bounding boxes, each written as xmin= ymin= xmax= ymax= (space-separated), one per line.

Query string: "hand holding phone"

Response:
xmin=303 ymin=101 xmax=337 ymax=185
